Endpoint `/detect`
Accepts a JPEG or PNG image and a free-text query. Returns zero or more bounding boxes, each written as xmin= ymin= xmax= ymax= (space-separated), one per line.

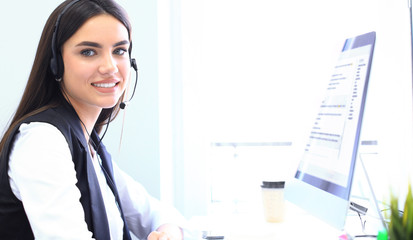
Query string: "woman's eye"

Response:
xmin=114 ymin=48 xmax=127 ymax=56
xmin=80 ymin=49 xmax=96 ymax=57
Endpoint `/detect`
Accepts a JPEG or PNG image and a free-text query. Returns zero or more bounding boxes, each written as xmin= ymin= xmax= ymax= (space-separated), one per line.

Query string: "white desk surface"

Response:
xmin=189 ymin=201 xmax=378 ymax=240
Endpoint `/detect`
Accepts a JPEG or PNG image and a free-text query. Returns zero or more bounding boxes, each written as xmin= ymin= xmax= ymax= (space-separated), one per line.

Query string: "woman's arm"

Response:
xmin=8 ymin=122 xmax=94 ymax=239
xmin=113 ymin=163 xmax=187 ymax=239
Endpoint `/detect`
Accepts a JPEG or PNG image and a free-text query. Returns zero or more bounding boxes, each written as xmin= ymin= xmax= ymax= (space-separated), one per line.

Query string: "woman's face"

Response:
xmin=61 ymin=14 xmax=130 ymax=114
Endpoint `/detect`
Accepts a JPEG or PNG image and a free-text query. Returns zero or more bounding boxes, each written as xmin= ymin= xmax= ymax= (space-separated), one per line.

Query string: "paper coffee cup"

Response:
xmin=261 ymin=181 xmax=285 ymax=222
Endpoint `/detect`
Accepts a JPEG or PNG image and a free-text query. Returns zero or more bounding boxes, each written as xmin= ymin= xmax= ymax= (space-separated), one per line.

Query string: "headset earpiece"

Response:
xmin=50 ymin=56 xmax=58 ymax=77
xmin=50 ymin=52 xmax=64 ymax=80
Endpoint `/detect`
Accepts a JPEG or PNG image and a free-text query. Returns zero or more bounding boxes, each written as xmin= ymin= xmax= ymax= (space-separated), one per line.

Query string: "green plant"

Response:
xmin=387 ymin=184 xmax=413 ymax=240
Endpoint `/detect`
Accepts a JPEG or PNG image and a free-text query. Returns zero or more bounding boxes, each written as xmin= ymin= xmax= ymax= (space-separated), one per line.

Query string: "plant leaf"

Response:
xmin=403 ymin=183 xmax=413 ymax=239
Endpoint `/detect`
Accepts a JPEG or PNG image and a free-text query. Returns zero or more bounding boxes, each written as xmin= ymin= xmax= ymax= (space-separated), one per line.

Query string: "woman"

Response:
xmin=0 ymin=0 xmax=187 ymax=239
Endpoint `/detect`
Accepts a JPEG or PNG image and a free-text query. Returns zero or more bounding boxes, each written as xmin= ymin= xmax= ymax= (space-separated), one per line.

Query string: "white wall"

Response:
xmin=0 ymin=1 xmax=57 ymax=133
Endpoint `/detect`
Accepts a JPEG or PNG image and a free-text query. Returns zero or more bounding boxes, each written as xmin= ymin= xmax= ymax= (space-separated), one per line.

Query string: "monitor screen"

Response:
xmin=285 ymin=31 xmax=376 ymax=230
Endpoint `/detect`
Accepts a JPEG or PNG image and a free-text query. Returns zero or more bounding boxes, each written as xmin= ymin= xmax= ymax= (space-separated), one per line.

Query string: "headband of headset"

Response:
xmin=50 ymin=0 xmax=81 ymax=80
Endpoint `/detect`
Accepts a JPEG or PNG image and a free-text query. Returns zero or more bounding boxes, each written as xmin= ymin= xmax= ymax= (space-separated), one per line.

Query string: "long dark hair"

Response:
xmin=0 ymin=0 xmax=132 ymax=152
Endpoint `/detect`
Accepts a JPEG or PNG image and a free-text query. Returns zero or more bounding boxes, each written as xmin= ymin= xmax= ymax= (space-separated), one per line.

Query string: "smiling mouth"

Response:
xmin=92 ymin=82 xmax=118 ymax=88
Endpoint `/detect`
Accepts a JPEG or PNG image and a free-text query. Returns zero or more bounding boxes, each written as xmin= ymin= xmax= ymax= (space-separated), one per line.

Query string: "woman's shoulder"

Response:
xmin=16 ymin=122 xmax=68 ymax=148
xmin=20 ymin=104 xmax=83 ymax=140
xmin=18 ymin=121 xmax=63 ymax=136
xmin=23 ymin=104 xmax=74 ymax=127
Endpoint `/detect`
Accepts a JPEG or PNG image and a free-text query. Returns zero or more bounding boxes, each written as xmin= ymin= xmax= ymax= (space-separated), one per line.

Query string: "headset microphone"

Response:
xmin=120 ymin=58 xmax=138 ymax=109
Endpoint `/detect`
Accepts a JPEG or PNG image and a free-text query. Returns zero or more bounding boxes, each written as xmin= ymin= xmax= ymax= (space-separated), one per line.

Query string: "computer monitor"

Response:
xmin=285 ymin=31 xmax=376 ymax=230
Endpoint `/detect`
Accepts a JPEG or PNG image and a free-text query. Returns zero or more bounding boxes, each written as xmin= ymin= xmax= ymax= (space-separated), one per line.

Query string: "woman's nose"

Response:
xmin=98 ymin=53 xmax=118 ymax=75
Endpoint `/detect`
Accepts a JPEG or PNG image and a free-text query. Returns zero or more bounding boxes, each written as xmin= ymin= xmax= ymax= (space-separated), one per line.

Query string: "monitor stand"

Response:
xmin=347 ymin=152 xmax=388 ymax=236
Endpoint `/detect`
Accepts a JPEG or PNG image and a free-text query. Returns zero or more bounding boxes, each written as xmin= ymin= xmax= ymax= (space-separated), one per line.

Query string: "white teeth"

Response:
xmin=92 ymin=83 xmax=116 ymax=88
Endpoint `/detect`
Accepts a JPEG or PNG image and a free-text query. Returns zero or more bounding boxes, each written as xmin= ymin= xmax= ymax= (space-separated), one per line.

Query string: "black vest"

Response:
xmin=0 ymin=102 xmax=131 ymax=240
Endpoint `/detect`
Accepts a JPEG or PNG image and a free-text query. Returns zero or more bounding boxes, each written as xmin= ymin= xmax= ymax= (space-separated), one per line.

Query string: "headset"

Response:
xmin=50 ymin=0 xmax=138 ymax=109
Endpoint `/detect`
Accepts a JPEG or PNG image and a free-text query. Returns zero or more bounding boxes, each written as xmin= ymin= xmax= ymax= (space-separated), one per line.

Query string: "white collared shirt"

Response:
xmin=8 ymin=122 xmax=188 ymax=239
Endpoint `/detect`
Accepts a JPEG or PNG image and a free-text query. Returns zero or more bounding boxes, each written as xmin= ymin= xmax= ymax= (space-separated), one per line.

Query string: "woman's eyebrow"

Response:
xmin=114 ymin=40 xmax=130 ymax=47
xmin=75 ymin=40 xmax=129 ymax=48
xmin=75 ymin=41 xmax=102 ymax=48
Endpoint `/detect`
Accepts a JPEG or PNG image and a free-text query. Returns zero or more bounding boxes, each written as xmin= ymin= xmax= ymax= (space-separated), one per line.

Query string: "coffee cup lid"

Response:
xmin=261 ymin=181 xmax=285 ymax=189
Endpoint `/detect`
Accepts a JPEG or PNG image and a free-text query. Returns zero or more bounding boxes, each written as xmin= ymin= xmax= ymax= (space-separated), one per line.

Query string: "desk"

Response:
xmin=189 ymin=202 xmax=378 ymax=240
